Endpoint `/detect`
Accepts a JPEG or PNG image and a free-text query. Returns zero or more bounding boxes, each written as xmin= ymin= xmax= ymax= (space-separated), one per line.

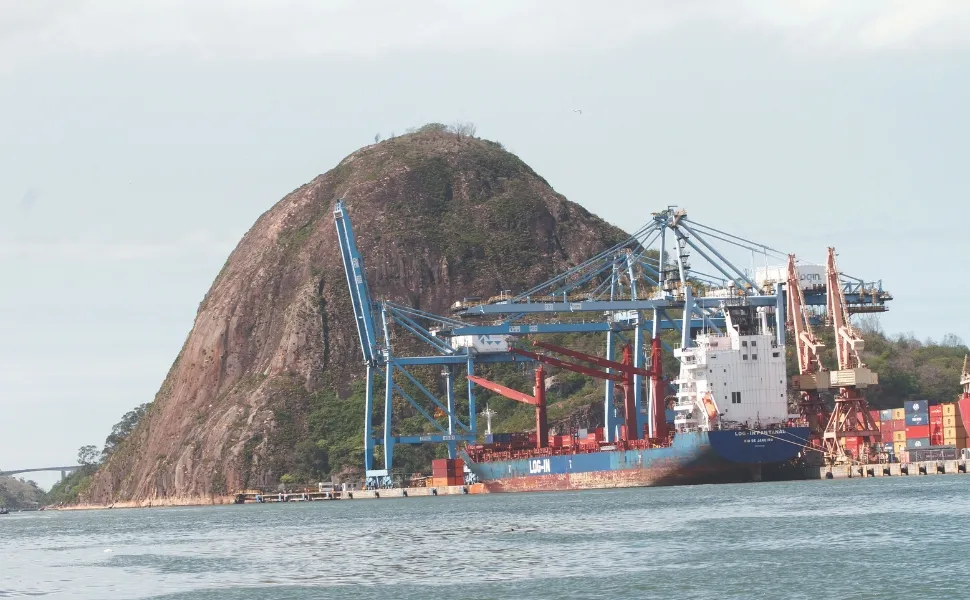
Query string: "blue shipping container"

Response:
xmin=904 ymin=400 xmax=929 ymax=414
xmin=879 ymin=409 xmax=894 ymax=421
xmin=906 ymin=437 xmax=931 ymax=449
xmin=905 ymin=412 xmax=929 ymax=426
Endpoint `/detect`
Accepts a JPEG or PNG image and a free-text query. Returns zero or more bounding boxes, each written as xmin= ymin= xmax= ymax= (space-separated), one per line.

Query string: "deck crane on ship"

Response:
xmin=786 ymin=254 xmax=830 ymax=446
xmin=820 ymin=247 xmax=881 ymax=463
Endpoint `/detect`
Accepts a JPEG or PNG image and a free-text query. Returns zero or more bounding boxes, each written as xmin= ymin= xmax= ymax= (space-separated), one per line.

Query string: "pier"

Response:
xmin=233 ymin=483 xmax=487 ymax=503
xmin=813 ymin=459 xmax=969 ymax=479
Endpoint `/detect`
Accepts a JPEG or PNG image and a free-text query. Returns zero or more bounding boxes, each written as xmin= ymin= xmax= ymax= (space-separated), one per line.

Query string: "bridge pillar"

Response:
xmin=61 ymin=470 xmax=68 ymax=480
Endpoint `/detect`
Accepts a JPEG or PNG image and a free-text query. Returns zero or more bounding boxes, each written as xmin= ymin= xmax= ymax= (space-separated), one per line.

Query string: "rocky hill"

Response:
xmin=83 ymin=126 xmax=628 ymax=504
xmin=0 ymin=476 xmax=46 ymax=510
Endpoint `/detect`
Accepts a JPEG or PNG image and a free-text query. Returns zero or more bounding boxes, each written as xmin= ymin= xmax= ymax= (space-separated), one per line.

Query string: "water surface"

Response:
xmin=2 ymin=476 xmax=968 ymax=599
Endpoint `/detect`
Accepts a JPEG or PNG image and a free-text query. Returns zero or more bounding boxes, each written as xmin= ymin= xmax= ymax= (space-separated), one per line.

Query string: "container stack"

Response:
xmin=929 ymin=404 xmax=944 ymax=446
xmin=430 ymin=458 xmax=465 ymax=487
xmin=549 ymin=433 xmax=574 ymax=448
xmin=904 ymin=400 xmax=930 ymax=451
xmin=941 ymin=403 xmax=968 ymax=449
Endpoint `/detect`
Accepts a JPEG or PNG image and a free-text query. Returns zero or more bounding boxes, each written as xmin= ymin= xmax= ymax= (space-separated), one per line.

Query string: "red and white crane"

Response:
xmin=820 ymin=247 xmax=880 ymax=462
xmin=786 ymin=254 xmax=830 ymax=441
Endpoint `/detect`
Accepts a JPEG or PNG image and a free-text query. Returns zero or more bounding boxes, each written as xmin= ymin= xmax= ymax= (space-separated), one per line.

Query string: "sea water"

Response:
xmin=2 ymin=476 xmax=968 ymax=599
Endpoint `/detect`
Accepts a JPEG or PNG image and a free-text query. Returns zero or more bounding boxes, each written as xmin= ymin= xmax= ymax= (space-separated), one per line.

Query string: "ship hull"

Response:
xmin=465 ymin=427 xmax=811 ymax=493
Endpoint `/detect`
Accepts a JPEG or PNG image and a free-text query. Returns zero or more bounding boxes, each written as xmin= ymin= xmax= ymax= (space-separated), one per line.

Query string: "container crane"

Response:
xmin=820 ymin=247 xmax=880 ymax=462
xmin=786 ymin=254 xmax=830 ymax=440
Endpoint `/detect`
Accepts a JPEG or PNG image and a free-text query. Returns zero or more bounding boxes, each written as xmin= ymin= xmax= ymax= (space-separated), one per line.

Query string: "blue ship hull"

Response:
xmin=465 ymin=427 xmax=811 ymax=492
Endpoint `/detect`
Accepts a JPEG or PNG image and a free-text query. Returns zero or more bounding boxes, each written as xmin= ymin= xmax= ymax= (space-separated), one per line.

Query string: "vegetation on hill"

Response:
xmin=0 ymin=476 xmax=46 ymax=510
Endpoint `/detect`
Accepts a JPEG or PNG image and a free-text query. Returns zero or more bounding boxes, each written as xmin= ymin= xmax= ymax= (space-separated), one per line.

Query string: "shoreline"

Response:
xmin=54 ymin=495 xmax=236 ymax=511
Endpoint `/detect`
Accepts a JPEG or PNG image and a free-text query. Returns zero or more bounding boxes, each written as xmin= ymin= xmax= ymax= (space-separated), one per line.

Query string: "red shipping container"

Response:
xmin=930 ymin=405 xmax=944 ymax=418
xmin=880 ymin=429 xmax=894 ymax=442
xmin=869 ymin=410 xmax=880 ymax=422
xmin=891 ymin=419 xmax=906 ymax=431
xmin=906 ymin=425 xmax=930 ymax=438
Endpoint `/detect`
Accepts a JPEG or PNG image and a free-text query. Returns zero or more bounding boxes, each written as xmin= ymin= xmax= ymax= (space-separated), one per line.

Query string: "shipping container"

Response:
xmin=887 ymin=419 xmax=904 ymax=431
xmin=906 ymin=437 xmax=931 ymax=449
xmin=893 ymin=441 xmax=908 ymax=456
xmin=942 ymin=403 xmax=957 ymax=417
xmin=906 ymin=425 xmax=930 ymax=438
xmin=879 ymin=409 xmax=894 ymax=421
xmin=904 ymin=400 xmax=929 ymax=414
xmin=943 ymin=427 xmax=962 ymax=441
xmin=869 ymin=410 xmax=881 ymax=422
xmin=891 ymin=408 xmax=906 ymax=420
xmin=880 ymin=429 xmax=895 ymax=442
xmin=893 ymin=430 xmax=907 ymax=442
xmin=484 ymin=433 xmax=513 ymax=444
xmin=943 ymin=415 xmax=963 ymax=429
xmin=905 ymin=413 xmax=929 ymax=426
xmin=930 ymin=405 xmax=944 ymax=418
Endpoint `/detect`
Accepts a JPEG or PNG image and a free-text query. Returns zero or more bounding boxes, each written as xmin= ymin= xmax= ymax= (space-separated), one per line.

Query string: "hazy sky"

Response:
xmin=2 ymin=1 xmax=968 ymax=488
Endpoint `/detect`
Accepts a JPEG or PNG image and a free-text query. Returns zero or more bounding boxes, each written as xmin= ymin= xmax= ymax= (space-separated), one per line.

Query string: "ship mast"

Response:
xmin=480 ymin=404 xmax=497 ymax=435
xmin=820 ymin=248 xmax=880 ymax=463
xmin=786 ymin=254 xmax=830 ymax=443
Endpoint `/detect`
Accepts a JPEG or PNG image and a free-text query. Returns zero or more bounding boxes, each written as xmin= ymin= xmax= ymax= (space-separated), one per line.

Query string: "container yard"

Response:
xmin=235 ymin=201 xmax=970 ymax=503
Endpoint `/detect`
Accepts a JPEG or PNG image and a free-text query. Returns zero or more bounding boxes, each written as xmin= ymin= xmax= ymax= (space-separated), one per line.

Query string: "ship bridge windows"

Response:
xmin=731 ymin=391 xmax=742 ymax=404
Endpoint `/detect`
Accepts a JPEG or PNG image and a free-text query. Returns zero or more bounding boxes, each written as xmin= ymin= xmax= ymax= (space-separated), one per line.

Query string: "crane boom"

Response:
xmin=826 ymin=247 xmax=865 ymax=371
xmin=787 ymin=255 xmax=825 ymax=377
xmin=467 ymin=366 xmax=548 ymax=449
xmin=786 ymin=254 xmax=829 ymax=443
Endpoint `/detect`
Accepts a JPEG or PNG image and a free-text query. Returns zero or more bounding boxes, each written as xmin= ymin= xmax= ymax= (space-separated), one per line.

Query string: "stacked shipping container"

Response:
xmin=430 ymin=458 xmax=465 ymax=487
xmin=840 ymin=400 xmax=968 ymax=462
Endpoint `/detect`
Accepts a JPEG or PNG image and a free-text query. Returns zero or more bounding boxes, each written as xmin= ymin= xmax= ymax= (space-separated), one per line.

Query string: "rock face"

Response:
xmin=84 ymin=129 xmax=627 ymax=503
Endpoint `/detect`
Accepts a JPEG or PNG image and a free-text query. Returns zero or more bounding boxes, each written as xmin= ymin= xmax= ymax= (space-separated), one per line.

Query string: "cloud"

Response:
xmin=0 ymin=231 xmax=237 ymax=262
xmin=0 ymin=0 xmax=968 ymax=72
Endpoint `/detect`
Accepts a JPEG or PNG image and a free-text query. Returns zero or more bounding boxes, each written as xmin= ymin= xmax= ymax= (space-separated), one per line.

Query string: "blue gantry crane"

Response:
xmin=334 ymin=202 xmax=892 ymax=484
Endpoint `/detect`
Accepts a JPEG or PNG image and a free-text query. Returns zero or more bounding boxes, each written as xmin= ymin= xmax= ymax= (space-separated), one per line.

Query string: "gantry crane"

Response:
xmin=820 ymin=247 xmax=880 ymax=462
xmin=786 ymin=254 xmax=830 ymax=441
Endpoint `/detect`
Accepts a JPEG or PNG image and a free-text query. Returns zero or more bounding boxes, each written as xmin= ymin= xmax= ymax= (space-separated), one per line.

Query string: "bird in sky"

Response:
xmin=573 ymin=109 xmax=582 ymax=114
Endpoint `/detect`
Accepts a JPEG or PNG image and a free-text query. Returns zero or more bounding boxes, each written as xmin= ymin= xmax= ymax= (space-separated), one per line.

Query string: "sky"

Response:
xmin=2 ymin=1 xmax=968 ymax=488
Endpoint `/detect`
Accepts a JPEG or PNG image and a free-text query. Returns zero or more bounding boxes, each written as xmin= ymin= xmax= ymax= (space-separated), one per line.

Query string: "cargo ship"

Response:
xmin=463 ymin=306 xmax=811 ymax=491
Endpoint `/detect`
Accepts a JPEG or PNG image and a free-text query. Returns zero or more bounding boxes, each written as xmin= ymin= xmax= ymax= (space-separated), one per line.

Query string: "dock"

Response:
xmin=233 ymin=483 xmax=487 ymax=503
xmin=812 ymin=459 xmax=969 ymax=479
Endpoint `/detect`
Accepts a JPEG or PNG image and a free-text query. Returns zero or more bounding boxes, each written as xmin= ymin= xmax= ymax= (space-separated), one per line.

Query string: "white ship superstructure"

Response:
xmin=673 ymin=305 xmax=789 ymax=432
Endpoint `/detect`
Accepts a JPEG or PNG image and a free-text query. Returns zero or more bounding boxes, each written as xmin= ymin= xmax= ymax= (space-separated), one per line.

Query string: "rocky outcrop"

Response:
xmin=83 ymin=130 xmax=627 ymax=503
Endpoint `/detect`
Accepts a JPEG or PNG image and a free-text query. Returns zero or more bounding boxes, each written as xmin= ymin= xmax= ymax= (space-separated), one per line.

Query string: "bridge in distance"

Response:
xmin=0 ymin=465 xmax=81 ymax=480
